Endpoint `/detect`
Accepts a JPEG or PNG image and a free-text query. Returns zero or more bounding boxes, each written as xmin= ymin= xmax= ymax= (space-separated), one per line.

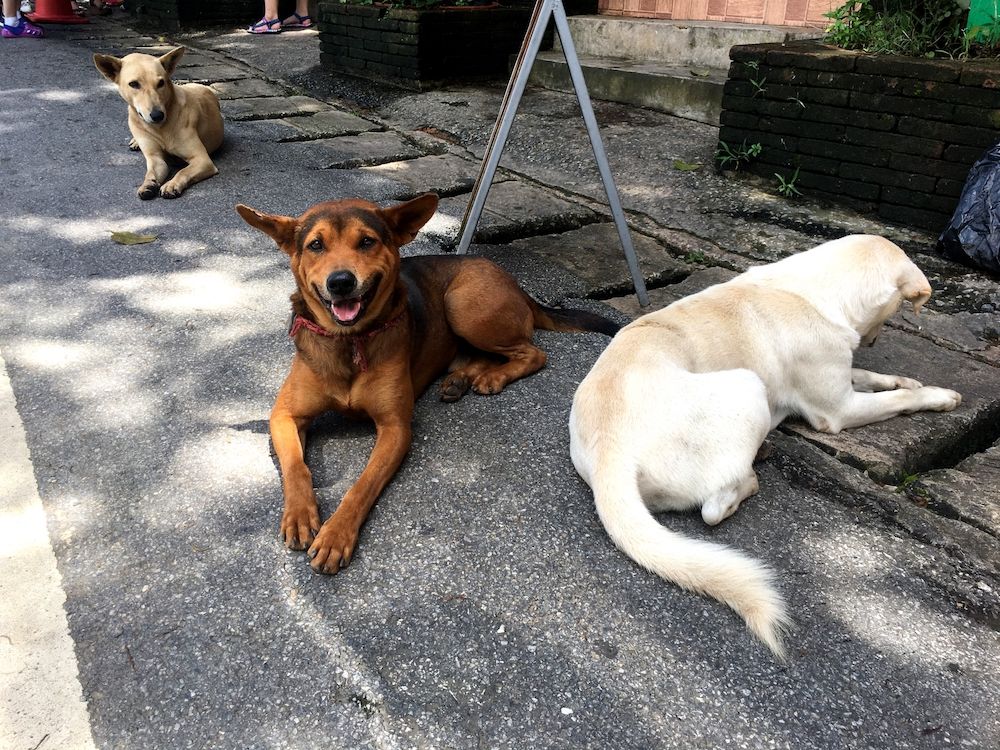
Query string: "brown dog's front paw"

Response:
xmin=128 ymin=138 xmax=140 ymax=152
xmin=281 ymin=502 xmax=321 ymax=550
xmin=307 ymin=519 xmax=359 ymax=575
xmin=137 ymin=182 xmax=159 ymax=200
xmin=439 ymin=373 xmax=471 ymax=402
xmin=471 ymin=371 xmax=507 ymax=396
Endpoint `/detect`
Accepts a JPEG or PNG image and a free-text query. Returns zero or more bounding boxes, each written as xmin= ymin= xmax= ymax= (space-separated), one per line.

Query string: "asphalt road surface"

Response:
xmin=1 ymin=23 xmax=998 ymax=750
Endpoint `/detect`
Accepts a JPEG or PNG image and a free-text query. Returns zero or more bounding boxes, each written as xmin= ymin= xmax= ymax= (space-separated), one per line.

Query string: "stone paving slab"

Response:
xmin=361 ymin=154 xmax=477 ymax=200
xmin=275 ymin=110 xmax=381 ymax=141
xmin=172 ymin=64 xmax=249 ymax=83
xmin=509 ymin=223 xmax=692 ymax=299
xmin=911 ymin=439 xmax=1000 ymax=551
xmin=785 ymin=328 xmax=1000 ymax=484
xmin=769 ymin=433 xmax=1000 ymax=623
xmin=130 ymin=46 xmax=219 ymax=67
xmin=606 ymin=266 xmax=736 ymax=317
xmin=210 ymin=78 xmax=287 ymax=100
xmin=278 ymin=131 xmax=425 ymax=169
xmin=430 ymin=181 xmax=600 ymax=246
xmin=221 ymin=95 xmax=329 ymax=121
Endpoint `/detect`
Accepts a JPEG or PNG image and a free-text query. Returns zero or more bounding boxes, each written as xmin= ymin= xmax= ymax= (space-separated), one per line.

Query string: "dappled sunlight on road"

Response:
xmin=94 ymin=268 xmax=264 ymax=316
xmin=800 ymin=530 xmax=979 ymax=666
xmin=158 ymin=427 xmax=275 ymax=501
xmin=3 ymin=215 xmax=173 ymax=246
xmin=12 ymin=339 xmax=92 ymax=371
xmin=35 ymin=89 xmax=89 ymax=103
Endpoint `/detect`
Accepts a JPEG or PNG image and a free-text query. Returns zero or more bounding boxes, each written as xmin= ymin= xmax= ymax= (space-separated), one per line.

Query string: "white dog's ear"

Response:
xmin=899 ymin=266 xmax=932 ymax=316
xmin=158 ymin=47 xmax=185 ymax=78
xmin=93 ymin=53 xmax=123 ymax=83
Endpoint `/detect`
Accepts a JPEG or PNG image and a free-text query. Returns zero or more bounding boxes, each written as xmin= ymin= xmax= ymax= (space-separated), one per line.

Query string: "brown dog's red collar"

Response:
xmin=289 ymin=311 xmax=405 ymax=373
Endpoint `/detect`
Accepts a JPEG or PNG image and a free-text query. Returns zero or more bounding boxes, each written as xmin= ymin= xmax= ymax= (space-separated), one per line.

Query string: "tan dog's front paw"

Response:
xmin=159 ymin=180 xmax=185 ymax=199
xmin=137 ymin=181 xmax=159 ymax=200
xmin=128 ymin=138 xmax=140 ymax=151
xmin=281 ymin=501 xmax=320 ymax=550
xmin=308 ymin=518 xmax=359 ymax=575
xmin=892 ymin=376 xmax=923 ymax=390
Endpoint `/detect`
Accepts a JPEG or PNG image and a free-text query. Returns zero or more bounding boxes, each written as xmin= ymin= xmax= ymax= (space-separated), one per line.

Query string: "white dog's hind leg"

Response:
xmin=851 ymin=368 xmax=922 ymax=392
xmin=701 ymin=472 xmax=759 ymax=526
xmin=818 ymin=386 xmax=962 ymax=433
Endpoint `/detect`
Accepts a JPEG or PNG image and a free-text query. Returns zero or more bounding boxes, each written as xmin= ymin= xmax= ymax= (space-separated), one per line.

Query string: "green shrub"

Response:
xmin=825 ymin=0 xmax=1000 ymax=58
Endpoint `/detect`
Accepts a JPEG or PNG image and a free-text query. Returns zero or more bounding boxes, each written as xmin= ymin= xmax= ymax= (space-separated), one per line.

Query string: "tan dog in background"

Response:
xmin=569 ymin=235 xmax=962 ymax=659
xmin=94 ymin=47 xmax=223 ymax=199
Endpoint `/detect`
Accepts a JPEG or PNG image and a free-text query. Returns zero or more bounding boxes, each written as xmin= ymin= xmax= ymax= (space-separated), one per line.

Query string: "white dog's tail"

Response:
xmin=591 ymin=459 xmax=791 ymax=659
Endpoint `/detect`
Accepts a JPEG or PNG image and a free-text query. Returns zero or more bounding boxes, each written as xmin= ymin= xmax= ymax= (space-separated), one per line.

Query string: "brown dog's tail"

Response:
xmin=531 ymin=301 xmax=621 ymax=337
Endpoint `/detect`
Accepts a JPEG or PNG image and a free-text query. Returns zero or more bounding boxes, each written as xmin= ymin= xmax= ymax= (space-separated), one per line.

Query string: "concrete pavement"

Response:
xmin=1 ymin=12 xmax=998 ymax=749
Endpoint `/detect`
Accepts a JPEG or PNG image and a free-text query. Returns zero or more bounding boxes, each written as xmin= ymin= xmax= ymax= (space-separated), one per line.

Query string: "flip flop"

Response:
xmin=247 ymin=16 xmax=281 ymax=33
xmin=282 ymin=12 xmax=313 ymax=28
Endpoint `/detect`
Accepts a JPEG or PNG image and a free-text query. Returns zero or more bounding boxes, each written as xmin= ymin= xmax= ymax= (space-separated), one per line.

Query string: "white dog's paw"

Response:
xmin=919 ymin=386 xmax=962 ymax=412
xmin=892 ymin=376 xmax=923 ymax=390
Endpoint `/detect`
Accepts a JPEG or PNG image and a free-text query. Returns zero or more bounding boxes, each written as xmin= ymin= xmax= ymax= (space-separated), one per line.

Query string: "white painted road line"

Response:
xmin=0 ymin=356 xmax=97 ymax=750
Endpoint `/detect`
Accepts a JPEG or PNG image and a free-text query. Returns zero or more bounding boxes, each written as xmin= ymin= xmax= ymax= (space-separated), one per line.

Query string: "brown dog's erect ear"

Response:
xmin=158 ymin=46 xmax=186 ymax=78
xmin=93 ymin=53 xmax=123 ymax=83
xmin=236 ymin=204 xmax=298 ymax=253
xmin=381 ymin=193 xmax=439 ymax=247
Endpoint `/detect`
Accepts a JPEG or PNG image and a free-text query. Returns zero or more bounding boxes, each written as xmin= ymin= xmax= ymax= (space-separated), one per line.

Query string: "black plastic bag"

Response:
xmin=938 ymin=141 xmax=1000 ymax=274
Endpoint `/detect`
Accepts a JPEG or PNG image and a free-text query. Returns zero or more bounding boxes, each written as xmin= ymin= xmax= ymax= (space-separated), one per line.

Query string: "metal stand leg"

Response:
xmin=455 ymin=0 xmax=649 ymax=307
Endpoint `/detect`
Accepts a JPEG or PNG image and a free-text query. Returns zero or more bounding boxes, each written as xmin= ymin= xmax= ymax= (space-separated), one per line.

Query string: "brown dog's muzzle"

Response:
xmin=314 ymin=271 xmax=382 ymax=327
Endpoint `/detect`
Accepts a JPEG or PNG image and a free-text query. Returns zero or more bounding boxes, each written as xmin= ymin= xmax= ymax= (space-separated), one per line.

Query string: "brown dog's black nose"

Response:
xmin=150 ymin=108 xmax=165 ymax=123
xmin=326 ymin=271 xmax=357 ymax=297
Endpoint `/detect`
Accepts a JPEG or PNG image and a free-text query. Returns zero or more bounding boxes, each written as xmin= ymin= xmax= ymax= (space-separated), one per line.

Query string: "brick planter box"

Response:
xmin=317 ymin=2 xmax=535 ymax=85
xmin=718 ymin=40 xmax=1000 ymax=231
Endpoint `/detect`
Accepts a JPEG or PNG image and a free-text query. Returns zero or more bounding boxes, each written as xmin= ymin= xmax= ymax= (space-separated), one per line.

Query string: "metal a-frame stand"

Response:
xmin=454 ymin=0 xmax=650 ymax=306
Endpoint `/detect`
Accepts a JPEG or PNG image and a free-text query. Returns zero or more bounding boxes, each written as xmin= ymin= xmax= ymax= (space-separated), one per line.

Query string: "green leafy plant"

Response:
xmin=715 ymin=139 xmax=762 ymax=171
xmin=824 ymin=0 xmax=999 ymax=58
xmin=774 ymin=167 xmax=802 ymax=198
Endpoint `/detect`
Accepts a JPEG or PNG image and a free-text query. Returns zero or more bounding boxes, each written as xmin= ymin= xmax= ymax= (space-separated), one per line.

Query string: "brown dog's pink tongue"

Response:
xmin=332 ymin=299 xmax=362 ymax=322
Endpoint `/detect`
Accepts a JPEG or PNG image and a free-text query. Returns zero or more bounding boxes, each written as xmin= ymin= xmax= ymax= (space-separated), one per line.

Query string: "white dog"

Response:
xmin=568 ymin=235 xmax=962 ymax=659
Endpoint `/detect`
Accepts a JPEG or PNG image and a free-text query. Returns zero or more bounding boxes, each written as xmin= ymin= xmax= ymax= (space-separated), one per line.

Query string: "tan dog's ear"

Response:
xmin=236 ymin=205 xmax=298 ymax=254
xmin=158 ymin=47 xmax=185 ymax=78
xmin=381 ymin=193 xmax=439 ymax=246
xmin=94 ymin=53 xmax=123 ymax=83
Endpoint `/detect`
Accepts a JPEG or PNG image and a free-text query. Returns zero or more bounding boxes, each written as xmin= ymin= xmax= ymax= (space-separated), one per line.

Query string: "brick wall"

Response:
xmin=317 ymin=3 xmax=534 ymax=85
xmin=718 ymin=41 xmax=1000 ymax=231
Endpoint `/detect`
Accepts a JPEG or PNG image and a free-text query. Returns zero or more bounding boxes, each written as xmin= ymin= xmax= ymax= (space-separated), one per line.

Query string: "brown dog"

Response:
xmin=237 ymin=193 xmax=619 ymax=574
xmin=94 ymin=47 xmax=223 ymax=200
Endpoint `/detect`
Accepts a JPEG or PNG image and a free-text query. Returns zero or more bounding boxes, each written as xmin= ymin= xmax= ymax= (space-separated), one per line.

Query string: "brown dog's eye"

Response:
xmin=307 ymin=238 xmax=323 ymax=253
xmin=358 ymin=236 xmax=376 ymax=250
xmin=128 ymin=81 xmax=140 ymax=89
xmin=156 ymin=79 xmax=165 ymax=89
